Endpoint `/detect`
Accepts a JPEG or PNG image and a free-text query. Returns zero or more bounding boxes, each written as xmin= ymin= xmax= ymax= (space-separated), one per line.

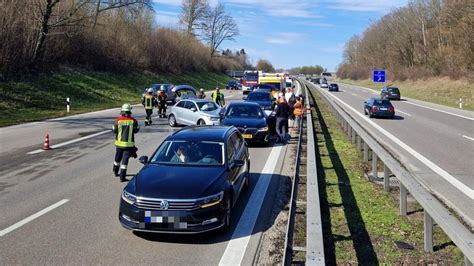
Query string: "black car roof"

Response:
xmin=228 ymin=101 xmax=261 ymax=107
xmin=169 ymin=126 xmax=235 ymax=142
xmin=248 ymin=90 xmax=271 ymax=95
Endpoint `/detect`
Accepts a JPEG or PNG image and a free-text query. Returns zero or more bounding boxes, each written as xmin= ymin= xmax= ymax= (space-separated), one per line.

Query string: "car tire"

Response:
xmin=197 ymin=119 xmax=206 ymax=126
xmin=220 ymin=196 xmax=232 ymax=233
xmin=168 ymin=114 xmax=178 ymax=127
xmin=368 ymin=111 xmax=374 ymax=118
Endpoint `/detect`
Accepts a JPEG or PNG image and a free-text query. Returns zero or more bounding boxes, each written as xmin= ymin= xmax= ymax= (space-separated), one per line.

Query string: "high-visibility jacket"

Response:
xmin=143 ymin=95 xmax=155 ymax=110
xmin=112 ymin=115 xmax=140 ymax=148
xmin=212 ymin=91 xmax=225 ymax=106
xmin=293 ymin=101 xmax=304 ymax=117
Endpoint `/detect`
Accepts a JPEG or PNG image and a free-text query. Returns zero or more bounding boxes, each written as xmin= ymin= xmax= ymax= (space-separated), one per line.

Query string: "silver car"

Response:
xmin=168 ymin=99 xmax=221 ymax=127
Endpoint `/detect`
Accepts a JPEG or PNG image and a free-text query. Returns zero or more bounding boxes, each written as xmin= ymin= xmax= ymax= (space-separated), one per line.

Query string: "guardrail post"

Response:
xmin=363 ymin=142 xmax=369 ymax=161
xmin=357 ymin=135 xmax=362 ymax=150
xmin=383 ymin=164 xmax=390 ymax=192
xmin=400 ymin=184 xmax=407 ymax=216
xmin=351 ymin=130 xmax=356 ymax=144
xmin=424 ymin=211 xmax=434 ymax=252
xmin=372 ymin=153 xmax=378 ymax=178
xmin=465 ymin=256 xmax=473 ymax=266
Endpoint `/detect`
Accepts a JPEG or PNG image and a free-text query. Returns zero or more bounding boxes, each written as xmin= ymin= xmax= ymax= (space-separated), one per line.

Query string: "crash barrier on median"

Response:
xmin=282 ymin=81 xmax=325 ymax=265
xmin=301 ymin=79 xmax=474 ymax=265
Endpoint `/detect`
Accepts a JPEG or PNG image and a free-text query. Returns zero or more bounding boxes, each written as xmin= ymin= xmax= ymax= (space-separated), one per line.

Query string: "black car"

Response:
xmin=381 ymin=86 xmax=401 ymax=100
xmin=221 ymin=102 xmax=270 ymax=144
xmin=328 ymin=83 xmax=339 ymax=92
xmin=244 ymin=90 xmax=275 ymax=111
xmin=226 ymin=80 xmax=239 ymax=90
xmin=119 ymin=126 xmax=250 ymax=234
xmin=364 ymin=98 xmax=395 ymax=119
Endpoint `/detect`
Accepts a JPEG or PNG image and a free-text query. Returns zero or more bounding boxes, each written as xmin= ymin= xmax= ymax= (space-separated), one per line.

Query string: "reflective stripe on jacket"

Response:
xmin=112 ymin=116 xmax=139 ymax=148
xmin=144 ymin=95 xmax=154 ymax=110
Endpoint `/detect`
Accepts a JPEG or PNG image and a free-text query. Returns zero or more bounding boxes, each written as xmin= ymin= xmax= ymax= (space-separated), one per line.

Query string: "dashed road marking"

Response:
xmin=462 ymin=135 xmax=474 ymax=141
xmin=0 ymin=199 xmax=69 ymax=237
xmin=396 ymin=110 xmax=412 ymax=117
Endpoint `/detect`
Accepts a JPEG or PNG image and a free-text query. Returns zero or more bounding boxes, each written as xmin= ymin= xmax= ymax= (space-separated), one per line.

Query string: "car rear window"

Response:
xmin=374 ymin=99 xmax=392 ymax=106
xmin=387 ymin=87 xmax=400 ymax=93
xmin=247 ymin=93 xmax=271 ymax=102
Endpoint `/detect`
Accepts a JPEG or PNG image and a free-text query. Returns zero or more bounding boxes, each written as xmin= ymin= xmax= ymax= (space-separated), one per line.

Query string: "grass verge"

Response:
xmin=0 ymin=71 xmax=230 ymax=127
xmin=307 ymin=84 xmax=463 ymax=264
xmin=337 ymin=77 xmax=473 ymax=111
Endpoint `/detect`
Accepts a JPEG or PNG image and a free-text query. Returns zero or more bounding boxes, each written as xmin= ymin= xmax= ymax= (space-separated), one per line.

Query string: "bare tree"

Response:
xmin=200 ymin=3 xmax=239 ymax=57
xmin=179 ymin=0 xmax=209 ymax=37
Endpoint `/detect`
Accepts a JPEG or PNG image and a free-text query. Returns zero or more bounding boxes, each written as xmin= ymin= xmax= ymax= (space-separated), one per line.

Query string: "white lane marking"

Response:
xmin=318 ymin=87 xmax=474 ymax=199
xmin=350 ymin=93 xmax=358 ymax=96
xmin=27 ymin=130 xmax=110 ymax=155
xmin=403 ymin=101 xmax=474 ymax=121
xmin=462 ymin=135 xmax=474 ymax=141
xmin=219 ymin=145 xmax=283 ymax=265
xmin=396 ymin=110 xmax=412 ymax=117
xmin=0 ymin=199 xmax=69 ymax=237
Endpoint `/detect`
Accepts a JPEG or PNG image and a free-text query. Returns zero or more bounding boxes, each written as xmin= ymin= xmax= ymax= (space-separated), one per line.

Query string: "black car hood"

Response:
xmin=223 ymin=117 xmax=267 ymax=128
xmin=247 ymin=100 xmax=272 ymax=108
xmin=134 ymin=164 xmax=227 ymax=199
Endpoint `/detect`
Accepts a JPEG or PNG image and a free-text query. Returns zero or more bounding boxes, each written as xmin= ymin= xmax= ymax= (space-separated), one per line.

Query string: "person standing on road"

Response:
xmin=157 ymin=86 xmax=167 ymax=118
xmin=274 ymin=96 xmax=291 ymax=144
xmin=112 ymin=104 xmax=140 ymax=182
xmin=211 ymin=87 xmax=225 ymax=107
xmin=286 ymin=86 xmax=296 ymax=127
xmin=197 ymin=88 xmax=206 ymax=99
xmin=293 ymin=96 xmax=304 ymax=132
xmin=142 ymin=88 xmax=156 ymax=125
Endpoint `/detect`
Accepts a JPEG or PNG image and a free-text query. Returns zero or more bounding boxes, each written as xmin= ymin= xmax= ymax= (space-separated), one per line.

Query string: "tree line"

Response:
xmin=337 ymin=0 xmax=473 ymax=81
xmin=0 ymin=0 xmax=244 ymax=80
xmin=288 ymin=65 xmax=326 ymax=75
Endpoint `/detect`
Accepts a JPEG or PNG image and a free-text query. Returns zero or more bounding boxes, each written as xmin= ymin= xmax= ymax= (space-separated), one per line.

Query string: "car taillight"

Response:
xmin=389 ymin=106 xmax=395 ymax=112
xmin=372 ymin=106 xmax=379 ymax=111
xmin=242 ymin=80 xmax=247 ymax=86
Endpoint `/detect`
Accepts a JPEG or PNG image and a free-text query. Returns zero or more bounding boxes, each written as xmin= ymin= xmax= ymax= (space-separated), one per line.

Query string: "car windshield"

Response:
xmin=197 ymin=101 xmax=219 ymax=111
xmin=150 ymin=140 xmax=224 ymax=165
xmin=247 ymin=93 xmax=271 ymax=102
xmin=226 ymin=105 xmax=264 ymax=118
xmin=177 ymin=89 xmax=195 ymax=96
xmin=373 ymin=99 xmax=392 ymax=106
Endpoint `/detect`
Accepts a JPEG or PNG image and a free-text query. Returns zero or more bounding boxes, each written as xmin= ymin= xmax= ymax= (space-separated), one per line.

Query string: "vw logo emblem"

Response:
xmin=160 ymin=200 xmax=169 ymax=210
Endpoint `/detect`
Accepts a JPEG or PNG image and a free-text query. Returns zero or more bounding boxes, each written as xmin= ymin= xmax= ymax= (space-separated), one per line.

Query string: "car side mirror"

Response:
xmin=191 ymin=107 xmax=197 ymax=112
xmin=232 ymin=159 xmax=245 ymax=168
xmin=364 ymin=101 xmax=367 ymax=104
xmin=242 ymin=96 xmax=247 ymax=100
xmin=139 ymin=156 xmax=148 ymax=164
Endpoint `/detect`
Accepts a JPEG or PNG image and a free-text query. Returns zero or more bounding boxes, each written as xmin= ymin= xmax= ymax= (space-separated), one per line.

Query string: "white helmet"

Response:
xmin=147 ymin=88 xmax=153 ymax=93
xmin=160 ymin=85 xmax=165 ymax=91
xmin=121 ymin=103 xmax=132 ymax=112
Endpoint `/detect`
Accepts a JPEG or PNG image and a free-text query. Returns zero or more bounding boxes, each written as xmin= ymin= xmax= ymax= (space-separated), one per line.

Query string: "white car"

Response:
xmin=320 ymin=82 xmax=328 ymax=88
xmin=168 ymin=99 xmax=221 ymax=127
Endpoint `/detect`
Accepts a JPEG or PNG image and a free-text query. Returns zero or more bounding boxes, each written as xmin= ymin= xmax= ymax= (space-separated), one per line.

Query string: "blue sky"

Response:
xmin=152 ymin=0 xmax=407 ymax=72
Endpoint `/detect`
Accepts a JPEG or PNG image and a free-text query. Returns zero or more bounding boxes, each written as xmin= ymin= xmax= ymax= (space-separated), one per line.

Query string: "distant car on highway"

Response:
xmin=168 ymin=99 xmax=221 ymax=126
xmin=244 ymin=90 xmax=275 ymax=113
xmin=328 ymin=83 xmax=339 ymax=92
xmin=119 ymin=126 xmax=250 ymax=233
xmin=250 ymin=84 xmax=280 ymax=99
xmin=221 ymin=102 xmax=270 ymax=144
xmin=381 ymin=86 xmax=401 ymax=100
xmin=364 ymin=98 xmax=395 ymax=119
xmin=226 ymin=80 xmax=239 ymax=90
xmin=320 ymin=79 xmax=328 ymax=88
xmin=169 ymin=85 xmax=197 ymax=104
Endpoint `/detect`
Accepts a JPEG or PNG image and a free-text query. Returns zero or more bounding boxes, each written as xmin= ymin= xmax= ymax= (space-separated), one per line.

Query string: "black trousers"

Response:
xmin=276 ymin=117 xmax=289 ymax=141
xmin=114 ymin=147 xmax=132 ymax=180
xmin=145 ymin=109 xmax=152 ymax=123
xmin=158 ymin=104 xmax=166 ymax=116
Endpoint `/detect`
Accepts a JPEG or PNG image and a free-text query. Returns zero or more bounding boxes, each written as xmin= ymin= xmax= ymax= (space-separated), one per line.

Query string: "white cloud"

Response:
xmin=154 ymin=10 xmax=180 ymax=27
xmin=327 ymin=0 xmax=407 ymax=12
xmin=265 ymin=32 xmax=305 ymax=45
xmin=319 ymin=43 xmax=344 ymax=53
xmin=152 ymin=0 xmax=181 ymax=6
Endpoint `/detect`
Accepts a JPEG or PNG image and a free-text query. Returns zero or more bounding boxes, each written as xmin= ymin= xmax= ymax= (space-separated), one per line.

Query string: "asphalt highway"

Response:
xmin=305 ymin=80 xmax=474 ymax=228
xmin=0 ymin=89 xmax=297 ymax=264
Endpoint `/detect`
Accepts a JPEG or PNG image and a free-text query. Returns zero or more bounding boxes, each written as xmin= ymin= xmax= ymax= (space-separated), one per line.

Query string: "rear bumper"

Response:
xmin=371 ymin=111 xmax=395 ymax=118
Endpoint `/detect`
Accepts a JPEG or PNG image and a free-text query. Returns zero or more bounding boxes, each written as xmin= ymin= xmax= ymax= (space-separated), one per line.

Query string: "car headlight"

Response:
xmin=258 ymin=126 xmax=269 ymax=132
xmin=210 ymin=117 xmax=219 ymax=121
xmin=122 ymin=190 xmax=136 ymax=205
xmin=197 ymin=191 xmax=224 ymax=208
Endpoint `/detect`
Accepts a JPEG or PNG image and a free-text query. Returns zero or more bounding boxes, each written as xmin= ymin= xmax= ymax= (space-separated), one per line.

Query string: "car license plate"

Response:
xmin=144 ymin=211 xmax=187 ymax=228
xmin=380 ymin=108 xmax=388 ymax=111
xmin=243 ymin=134 xmax=253 ymax=139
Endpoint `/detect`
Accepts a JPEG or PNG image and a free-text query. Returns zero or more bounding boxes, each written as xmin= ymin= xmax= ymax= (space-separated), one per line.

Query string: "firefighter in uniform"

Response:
xmin=211 ymin=87 xmax=225 ymax=107
xmin=142 ymin=88 xmax=156 ymax=125
xmin=112 ymin=103 xmax=140 ymax=182
xmin=157 ymin=86 xmax=168 ymax=118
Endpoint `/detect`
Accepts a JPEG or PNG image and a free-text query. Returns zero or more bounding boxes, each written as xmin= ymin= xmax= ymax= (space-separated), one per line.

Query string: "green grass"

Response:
xmin=0 ymin=71 xmax=230 ymax=127
xmin=306 ymin=82 xmax=463 ymax=264
xmin=337 ymin=77 xmax=474 ymax=111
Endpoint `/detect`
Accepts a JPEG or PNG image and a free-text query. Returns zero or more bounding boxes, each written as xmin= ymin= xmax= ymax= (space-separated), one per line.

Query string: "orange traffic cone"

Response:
xmin=42 ymin=134 xmax=51 ymax=150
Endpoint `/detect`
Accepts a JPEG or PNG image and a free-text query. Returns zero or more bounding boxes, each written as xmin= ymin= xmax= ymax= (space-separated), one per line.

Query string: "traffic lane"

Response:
xmin=326 ymin=83 xmax=473 ymax=186
xmin=308 ymin=83 xmax=474 ymax=226
xmin=337 ymin=82 xmax=474 ymax=133
xmin=0 ymin=125 xmax=285 ymax=264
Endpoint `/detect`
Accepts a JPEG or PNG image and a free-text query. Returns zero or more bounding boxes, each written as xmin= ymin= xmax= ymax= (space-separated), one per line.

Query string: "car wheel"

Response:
xmin=221 ymin=196 xmax=232 ymax=233
xmin=197 ymin=119 xmax=206 ymax=126
xmin=168 ymin=114 xmax=177 ymax=127
xmin=368 ymin=111 xmax=374 ymax=118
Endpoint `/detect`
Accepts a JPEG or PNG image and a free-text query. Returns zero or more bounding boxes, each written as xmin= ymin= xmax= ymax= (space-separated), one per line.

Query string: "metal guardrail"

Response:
xmin=301 ymin=79 xmax=474 ymax=265
xmin=282 ymin=81 xmax=325 ymax=265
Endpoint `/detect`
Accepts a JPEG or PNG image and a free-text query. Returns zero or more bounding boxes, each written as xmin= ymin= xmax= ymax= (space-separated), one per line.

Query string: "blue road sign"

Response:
xmin=373 ymin=70 xmax=386 ymax=83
